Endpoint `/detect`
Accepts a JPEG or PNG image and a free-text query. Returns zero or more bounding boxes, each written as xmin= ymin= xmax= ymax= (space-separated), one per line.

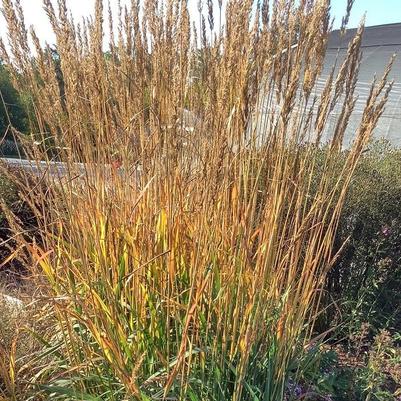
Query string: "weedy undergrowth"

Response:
xmin=0 ymin=0 xmax=394 ymax=399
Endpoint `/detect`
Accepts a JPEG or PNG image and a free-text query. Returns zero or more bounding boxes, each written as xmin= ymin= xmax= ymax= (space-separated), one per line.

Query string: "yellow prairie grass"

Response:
xmin=0 ymin=0 xmax=393 ymax=399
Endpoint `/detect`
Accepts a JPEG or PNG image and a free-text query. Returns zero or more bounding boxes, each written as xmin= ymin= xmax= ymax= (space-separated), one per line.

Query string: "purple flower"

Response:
xmin=381 ymin=225 xmax=391 ymax=237
xmin=294 ymin=384 xmax=302 ymax=397
xmin=286 ymin=380 xmax=303 ymax=398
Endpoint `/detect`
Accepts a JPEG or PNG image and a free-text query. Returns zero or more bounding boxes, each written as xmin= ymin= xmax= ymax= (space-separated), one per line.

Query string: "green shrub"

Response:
xmin=290 ymin=329 xmax=401 ymax=401
xmin=322 ymin=140 xmax=401 ymax=335
xmin=0 ymin=167 xmax=38 ymax=281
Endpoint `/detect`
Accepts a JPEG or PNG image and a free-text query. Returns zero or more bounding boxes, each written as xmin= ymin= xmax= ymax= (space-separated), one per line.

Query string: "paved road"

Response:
xmin=1 ymin=157 xmax=84 ymax=177
xmin=1 ymin=158 xmax=142 ymax=182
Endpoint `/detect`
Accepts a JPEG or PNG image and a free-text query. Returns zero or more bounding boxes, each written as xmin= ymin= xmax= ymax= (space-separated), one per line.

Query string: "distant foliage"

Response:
xmin=0 ymin=62 xmax=28 ymax=155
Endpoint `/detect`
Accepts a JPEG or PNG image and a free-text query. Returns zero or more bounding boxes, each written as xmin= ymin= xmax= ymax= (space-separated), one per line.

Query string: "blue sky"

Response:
xmin=331 ymin=0 xmax=401 ymax=28
xmin=1 ymin=0 xmax=401 ymax=44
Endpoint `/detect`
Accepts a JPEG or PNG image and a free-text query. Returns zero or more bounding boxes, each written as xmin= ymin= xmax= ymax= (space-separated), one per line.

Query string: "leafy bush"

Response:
xmin=0 ymin=167 xmax=39 ymax=282
xmin=0 ymin=62 xmax=29 ymax=152
xmin=289 ymin=329 xmax=401 ymax=401
xmin=321 ymin=140 xmax=401 ymax=335
xmin=360 ymin=329 xmax=401 ymax=401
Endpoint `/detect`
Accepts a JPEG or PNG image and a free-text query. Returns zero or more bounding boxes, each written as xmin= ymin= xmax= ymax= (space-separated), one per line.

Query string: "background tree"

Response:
xmin=0 ymin=61 xmax=28 ymax=156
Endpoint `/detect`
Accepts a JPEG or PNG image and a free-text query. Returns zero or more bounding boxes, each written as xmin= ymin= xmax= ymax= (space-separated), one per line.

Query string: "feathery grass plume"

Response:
xmin=0 ymin=0 xmax=393 ymax=399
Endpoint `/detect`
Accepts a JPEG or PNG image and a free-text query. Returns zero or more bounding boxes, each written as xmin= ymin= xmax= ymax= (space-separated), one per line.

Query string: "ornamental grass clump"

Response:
xmin=0 ymin=0 xmax=393 ymax=399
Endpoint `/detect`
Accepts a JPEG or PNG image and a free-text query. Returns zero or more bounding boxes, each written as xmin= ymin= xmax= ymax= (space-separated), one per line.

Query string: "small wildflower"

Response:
xmin=381 ymin=225 xmax=392 ymax=237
